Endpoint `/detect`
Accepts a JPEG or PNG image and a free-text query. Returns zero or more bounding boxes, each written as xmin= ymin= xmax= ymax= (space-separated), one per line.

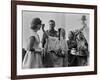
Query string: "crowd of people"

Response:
xmin=22 ymin=17 xmax=89 ymax=69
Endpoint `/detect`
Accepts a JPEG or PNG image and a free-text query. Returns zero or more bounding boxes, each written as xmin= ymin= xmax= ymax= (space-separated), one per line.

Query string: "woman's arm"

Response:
xmin=75 ymin=26 xmax=86 ymax=37
xmin=75 ymin=20 xmax=87 ymax=37
xmin=27 ymin=36 xmax=35 ymax=51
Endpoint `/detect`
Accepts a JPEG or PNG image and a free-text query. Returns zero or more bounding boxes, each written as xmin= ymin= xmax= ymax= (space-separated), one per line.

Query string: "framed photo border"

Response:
xmin=11 ymin=1 xmax=97 ymax=80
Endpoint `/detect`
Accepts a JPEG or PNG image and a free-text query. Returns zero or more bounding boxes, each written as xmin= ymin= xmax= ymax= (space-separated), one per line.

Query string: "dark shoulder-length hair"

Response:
xmin=58 ymin=28 xmax=66 ymax=40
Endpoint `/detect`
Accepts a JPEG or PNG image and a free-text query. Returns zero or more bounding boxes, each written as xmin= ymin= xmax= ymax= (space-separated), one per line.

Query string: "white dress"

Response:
xmin=22 ymin=31 xmax=43 ymax=69
xmin=44 ymin=36 xmax=68 ymax=67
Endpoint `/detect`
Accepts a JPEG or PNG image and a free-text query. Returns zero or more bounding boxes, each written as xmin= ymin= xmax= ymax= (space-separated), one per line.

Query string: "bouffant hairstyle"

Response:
xmin=31 ymin=18 xmax=42 ymax=30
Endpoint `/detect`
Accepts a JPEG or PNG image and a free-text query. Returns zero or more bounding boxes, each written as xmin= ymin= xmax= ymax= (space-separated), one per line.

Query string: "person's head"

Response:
xmin=58 ymin=28 xmax=66 ymax=40
xmin=49 ymin=20 xmax=55 ymax=30
xmin=31 ymin=18 xmax=42 ymax=32
xmin=68 ymin=31 xmax=74 ymax=40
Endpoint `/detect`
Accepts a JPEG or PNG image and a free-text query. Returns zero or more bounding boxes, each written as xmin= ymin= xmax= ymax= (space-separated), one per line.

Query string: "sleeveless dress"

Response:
xmin=22 ymin=31 xmax=43 ymax=69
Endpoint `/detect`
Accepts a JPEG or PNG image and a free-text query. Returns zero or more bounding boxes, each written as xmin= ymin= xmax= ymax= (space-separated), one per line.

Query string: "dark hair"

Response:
xmin=49 ymin=20 xmax=55 ymax=24
xmin=61 ymin=28 xmax=66 ymax=39
xmin=31 ymin=18 xmax=42 ymax=30
xmin=58 ymin=28 xmax=66 ymax=40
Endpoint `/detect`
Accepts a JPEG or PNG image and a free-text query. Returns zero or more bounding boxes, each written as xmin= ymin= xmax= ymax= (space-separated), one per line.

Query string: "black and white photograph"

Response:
xmin=11 ymin=1 xmax=97 ymax=79
xmin=22 ymin=11 xmax=89 ymax=68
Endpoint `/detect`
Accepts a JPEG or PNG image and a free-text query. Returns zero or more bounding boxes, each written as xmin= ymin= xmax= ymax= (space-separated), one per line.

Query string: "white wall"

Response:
xmin=0 ymin=0 xmax=99 ymax=80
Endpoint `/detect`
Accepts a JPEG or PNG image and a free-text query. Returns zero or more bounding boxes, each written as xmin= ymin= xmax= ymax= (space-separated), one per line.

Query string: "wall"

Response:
xmin=0 ymin=0 xmax=99 ymax=80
